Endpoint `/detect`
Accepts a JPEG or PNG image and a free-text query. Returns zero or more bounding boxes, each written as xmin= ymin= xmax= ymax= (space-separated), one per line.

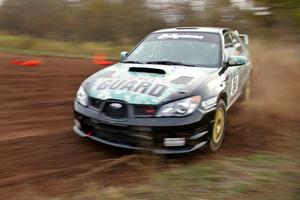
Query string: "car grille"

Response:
xmin=89 ymin=97 xmax=102 ymax=109
xmin=92 ymin=128 xmax=153 ymax=147
xmin=134 ymin=105 xmax=157 ymax=117
xmin=89 ymin=97 xmax=159 ymax=118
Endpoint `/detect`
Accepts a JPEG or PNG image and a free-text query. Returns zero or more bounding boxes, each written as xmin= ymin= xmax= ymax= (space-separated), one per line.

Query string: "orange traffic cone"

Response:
xmin=93 ymin=54 xmax=114 ymax=66
xmin=10 ymin=58 xmax=42 ymax=67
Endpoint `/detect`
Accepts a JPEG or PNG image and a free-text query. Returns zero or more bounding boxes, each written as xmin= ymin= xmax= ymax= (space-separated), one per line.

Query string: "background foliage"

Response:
xmin=0 ymin=0 xmax=299 ymax=44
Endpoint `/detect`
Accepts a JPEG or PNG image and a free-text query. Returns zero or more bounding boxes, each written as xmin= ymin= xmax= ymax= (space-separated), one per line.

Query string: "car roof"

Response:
xmin=153 ymin=27 xmax=229 ymax=34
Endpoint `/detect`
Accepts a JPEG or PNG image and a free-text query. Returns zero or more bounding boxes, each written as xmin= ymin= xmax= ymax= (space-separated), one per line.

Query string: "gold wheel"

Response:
xmin=212 ymin=108 xmax=225 ymax=143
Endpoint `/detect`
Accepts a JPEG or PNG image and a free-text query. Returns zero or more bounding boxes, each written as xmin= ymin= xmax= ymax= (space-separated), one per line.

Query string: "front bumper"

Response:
xmin=74 ymin=102 xmax=215 ymax=154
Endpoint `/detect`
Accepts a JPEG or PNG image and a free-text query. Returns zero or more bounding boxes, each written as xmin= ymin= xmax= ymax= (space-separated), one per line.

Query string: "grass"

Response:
xmin=94 ymin=153 xmax=295 ymax=200
xmin=0 ymin=33 xmax=132 ymax=60
xmin=18 ymin=153 xmax=298 ymax=200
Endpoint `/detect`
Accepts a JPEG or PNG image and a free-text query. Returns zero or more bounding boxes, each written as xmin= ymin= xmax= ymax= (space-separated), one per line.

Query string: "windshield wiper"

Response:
xmin=123 ymin=60 xmax=144 ymax=64
xmin=124 ymin=60 xmax=195 ymax=67
xmin=146 ymin=61 xmax=195 ymax=67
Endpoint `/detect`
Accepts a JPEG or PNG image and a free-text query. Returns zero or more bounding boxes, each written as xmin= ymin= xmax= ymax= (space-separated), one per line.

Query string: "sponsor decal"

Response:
xmin=158 ymin=33 xmax=204 ymax=40
xmin=231 ymin=75 xmax=239 ymax=96
xmin=202 ymin=97 xmax=218 ymax=109
xmin=164 ymin=138 xmax=186 ymax=147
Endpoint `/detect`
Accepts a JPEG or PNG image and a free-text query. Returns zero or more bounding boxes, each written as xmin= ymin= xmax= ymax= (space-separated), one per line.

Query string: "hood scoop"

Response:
xmin=129 ymin=67 xmax=166 ymax=74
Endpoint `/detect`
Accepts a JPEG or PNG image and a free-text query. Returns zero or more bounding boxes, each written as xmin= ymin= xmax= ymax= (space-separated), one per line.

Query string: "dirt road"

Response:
xmin=0 ymin=42 xmax=299 ymax=199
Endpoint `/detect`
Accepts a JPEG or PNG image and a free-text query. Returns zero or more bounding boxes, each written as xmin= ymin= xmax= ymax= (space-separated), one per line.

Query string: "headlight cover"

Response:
xmin=76 ymin=85 xmax=88 ymax=106
xmin=156 ymin=96 xmax=201 ymax=117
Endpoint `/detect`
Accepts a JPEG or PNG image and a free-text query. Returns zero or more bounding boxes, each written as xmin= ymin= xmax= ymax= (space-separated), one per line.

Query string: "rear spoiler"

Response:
xmin=234 ymin=30 xmax=249 ymax=48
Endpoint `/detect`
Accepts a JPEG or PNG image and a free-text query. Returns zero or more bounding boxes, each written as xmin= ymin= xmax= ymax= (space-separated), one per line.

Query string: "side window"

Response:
xmin=224 ymin=33 xmax=233 ymax=48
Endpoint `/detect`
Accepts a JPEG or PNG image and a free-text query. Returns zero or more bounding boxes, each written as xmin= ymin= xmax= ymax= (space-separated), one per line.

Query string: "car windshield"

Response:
xmin=124 ymin=32 xmax=221 ymax=68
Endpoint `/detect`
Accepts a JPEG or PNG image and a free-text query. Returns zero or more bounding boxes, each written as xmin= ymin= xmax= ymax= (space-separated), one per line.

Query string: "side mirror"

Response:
xmin=120 ymin=51 xmax=128 ymax=62
xmin=228 ymin=56 xmax=247 ymax=66
xmin=238 ymin=34 xmax=249 ymax=47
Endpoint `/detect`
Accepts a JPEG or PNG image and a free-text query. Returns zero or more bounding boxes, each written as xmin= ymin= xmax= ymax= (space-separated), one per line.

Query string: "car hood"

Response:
xmin=85 ymin=63 xmax=216 ymax=105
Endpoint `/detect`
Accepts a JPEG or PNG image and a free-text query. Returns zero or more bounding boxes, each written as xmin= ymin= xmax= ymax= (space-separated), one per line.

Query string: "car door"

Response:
xmin=223 ymin=32 xmax=243 ymax=106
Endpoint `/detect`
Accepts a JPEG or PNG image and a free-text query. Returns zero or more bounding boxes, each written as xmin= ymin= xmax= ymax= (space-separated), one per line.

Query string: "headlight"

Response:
xmin=156 ymin=96 xmax=201 ymax=117
xmin=76 ymin=85 xmax=88 ymax=106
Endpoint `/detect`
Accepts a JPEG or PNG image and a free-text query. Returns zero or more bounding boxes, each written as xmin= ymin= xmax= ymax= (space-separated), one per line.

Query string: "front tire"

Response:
xmin=207 ymin=100 xmax=227 ymax=152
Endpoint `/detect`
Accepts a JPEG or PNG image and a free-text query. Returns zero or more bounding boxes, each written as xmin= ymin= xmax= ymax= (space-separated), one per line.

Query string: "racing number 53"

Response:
xmin=231 ymin=75 xmax=239 ymax=96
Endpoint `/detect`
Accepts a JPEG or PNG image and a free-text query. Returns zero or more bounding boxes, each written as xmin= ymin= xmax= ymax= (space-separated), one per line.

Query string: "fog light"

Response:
xmin=164 ymin=138 xmax=186 ymax=147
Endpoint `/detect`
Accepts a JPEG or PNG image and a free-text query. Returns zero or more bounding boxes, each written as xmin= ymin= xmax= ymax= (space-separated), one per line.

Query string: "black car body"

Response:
xmin=73 ymin=27 xmax=252 ymax=154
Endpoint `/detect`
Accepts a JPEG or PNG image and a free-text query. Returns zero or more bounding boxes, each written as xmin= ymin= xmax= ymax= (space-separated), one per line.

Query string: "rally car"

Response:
xmin=73 ymin=27 xmax=252 ymax=154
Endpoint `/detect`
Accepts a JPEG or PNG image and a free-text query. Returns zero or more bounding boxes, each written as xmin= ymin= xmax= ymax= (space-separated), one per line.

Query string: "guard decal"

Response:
xmin=87 ymin=64 xmax=209 ymax=105
xmin=96 ymin=79 xmax=167 ymax=97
